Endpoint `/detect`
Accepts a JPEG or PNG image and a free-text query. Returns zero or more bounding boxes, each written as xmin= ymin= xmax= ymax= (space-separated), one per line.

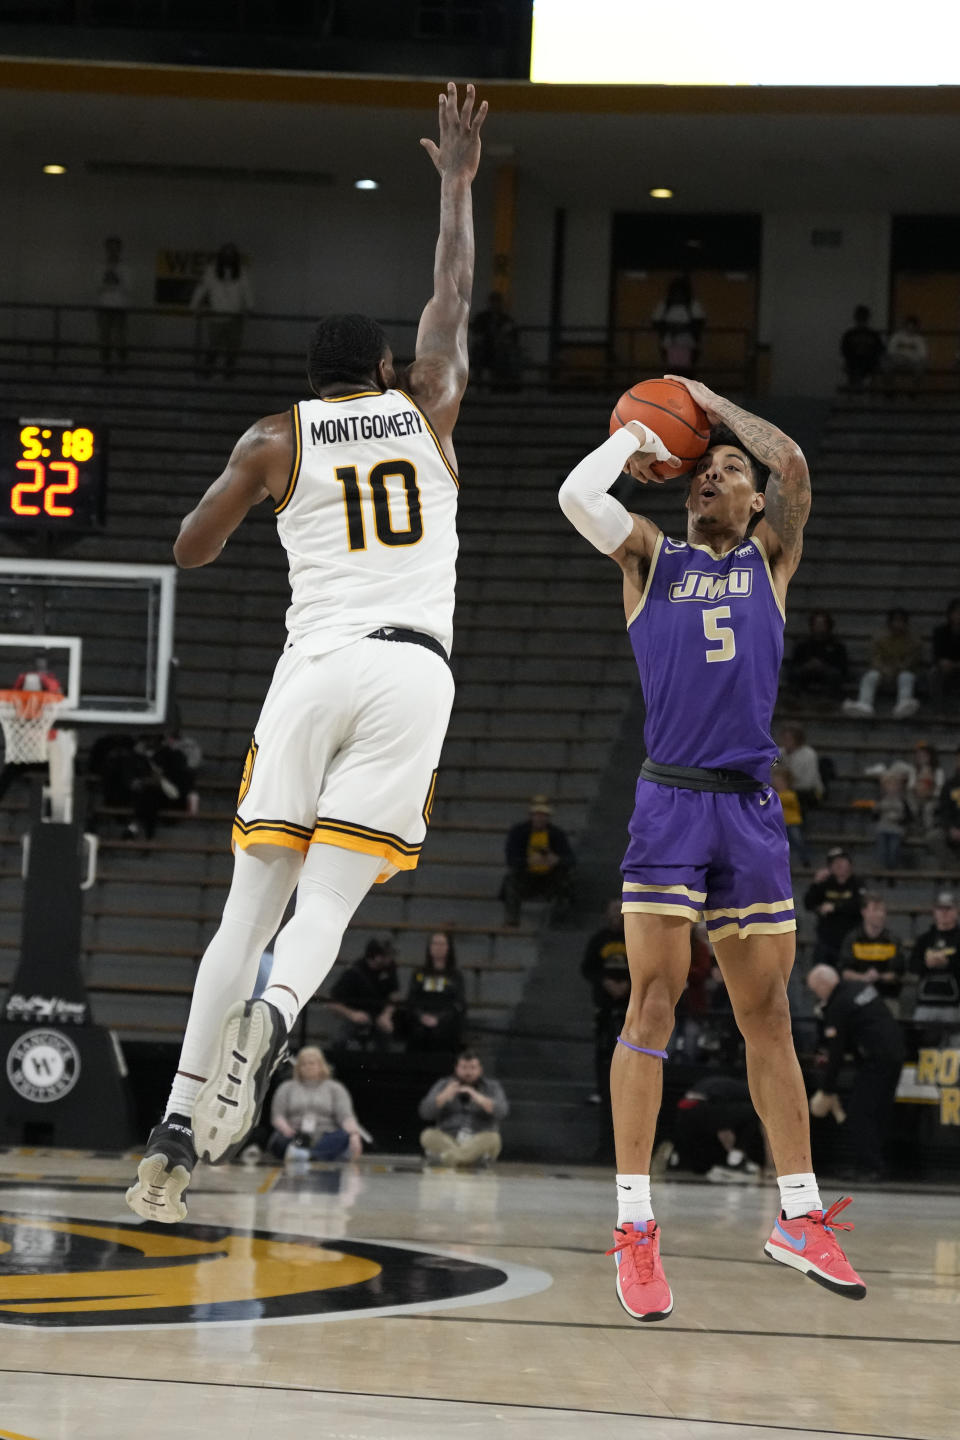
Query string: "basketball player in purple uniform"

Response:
xmin=559 ymin=375 xmax=865 ymax=1321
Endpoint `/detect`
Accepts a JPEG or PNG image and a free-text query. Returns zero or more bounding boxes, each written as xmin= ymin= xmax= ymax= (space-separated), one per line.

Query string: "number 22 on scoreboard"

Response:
xmin=12 ymin=460 xmax=79 ymax=517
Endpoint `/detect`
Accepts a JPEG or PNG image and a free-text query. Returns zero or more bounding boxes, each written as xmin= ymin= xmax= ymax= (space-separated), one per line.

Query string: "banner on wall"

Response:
xmin=897 ymin=1049 xmax=960 ymax=1127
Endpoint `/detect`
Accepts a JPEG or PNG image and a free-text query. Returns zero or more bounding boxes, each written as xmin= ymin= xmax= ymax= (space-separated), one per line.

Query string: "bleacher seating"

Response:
xmin=0 ymin=368 xmax=958 ymax=1046
xmin=0 ymin=368 xmax=638 ymax=1039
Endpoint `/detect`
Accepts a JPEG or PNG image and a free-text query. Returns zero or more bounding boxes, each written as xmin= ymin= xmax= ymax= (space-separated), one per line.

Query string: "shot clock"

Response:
xmin=1 ymin=419 xmax=107 ymax=532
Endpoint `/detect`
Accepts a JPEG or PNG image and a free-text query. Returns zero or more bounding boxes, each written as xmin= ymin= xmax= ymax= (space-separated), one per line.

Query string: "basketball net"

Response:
xmin=0 ymin=689 xmax=63 ymax=764
xmin=0 ymin=690 xmax=76 ymax=823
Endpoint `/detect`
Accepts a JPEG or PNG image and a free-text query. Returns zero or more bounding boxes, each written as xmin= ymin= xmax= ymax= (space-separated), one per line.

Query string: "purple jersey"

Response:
xmin=627 ymin=532 xmax=783 ymax=784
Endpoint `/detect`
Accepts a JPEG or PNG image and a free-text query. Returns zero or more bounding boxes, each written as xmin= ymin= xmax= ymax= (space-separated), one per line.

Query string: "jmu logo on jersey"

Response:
xmin=668 ymin=568 xmax=754 ymax=603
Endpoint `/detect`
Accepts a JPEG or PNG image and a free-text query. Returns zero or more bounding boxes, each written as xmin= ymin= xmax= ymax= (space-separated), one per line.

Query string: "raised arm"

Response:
xmin=173 ymin=412 xmax=291 ymax=568
xmin=666 ymin=375 xmax=811 ymax=585
xmin=558 ymin=422 xmax=681 ymax=616
xmin=405 ymin=81 xmax=488 ymax=453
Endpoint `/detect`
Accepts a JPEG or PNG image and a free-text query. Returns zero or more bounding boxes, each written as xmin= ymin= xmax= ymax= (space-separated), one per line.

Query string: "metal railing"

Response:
xmin=0 ymin=300 xmax=760 ymax=393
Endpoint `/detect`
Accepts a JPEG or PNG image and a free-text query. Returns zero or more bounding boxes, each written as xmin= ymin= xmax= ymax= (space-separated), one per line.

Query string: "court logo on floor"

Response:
xmin=0 ymin=1214 xmax=551 ymax=1328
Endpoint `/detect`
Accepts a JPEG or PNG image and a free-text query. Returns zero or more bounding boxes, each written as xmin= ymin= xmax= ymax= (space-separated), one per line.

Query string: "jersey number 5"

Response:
xmin=336 ymin=460 xmax=423 ymax=550
xmin=703 ymin=606 xmax=736 ymax=663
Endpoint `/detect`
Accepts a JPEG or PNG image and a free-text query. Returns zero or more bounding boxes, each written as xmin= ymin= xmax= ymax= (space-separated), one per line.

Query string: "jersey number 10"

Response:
xmin=336 ymin=460 xmax=423 ymax=550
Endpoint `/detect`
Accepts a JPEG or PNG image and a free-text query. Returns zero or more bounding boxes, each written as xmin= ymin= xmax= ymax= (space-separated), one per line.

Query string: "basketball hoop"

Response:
xmin=0 ymin=689 xmax=64 ymax=765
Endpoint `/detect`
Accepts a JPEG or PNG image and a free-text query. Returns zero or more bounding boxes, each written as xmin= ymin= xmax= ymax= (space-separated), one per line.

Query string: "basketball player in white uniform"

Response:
xmin=126 ymin=82 xmax=488 ymax=1222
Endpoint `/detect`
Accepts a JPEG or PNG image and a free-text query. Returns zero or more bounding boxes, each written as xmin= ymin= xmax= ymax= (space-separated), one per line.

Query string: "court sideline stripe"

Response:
xmin=399 ymin=1313 xmax=960 ymax=1346
xmin=0 ymin=1370 xmax=930 ymax=1440
xmin=0 ymin=1429 xmax=40 ymax=1440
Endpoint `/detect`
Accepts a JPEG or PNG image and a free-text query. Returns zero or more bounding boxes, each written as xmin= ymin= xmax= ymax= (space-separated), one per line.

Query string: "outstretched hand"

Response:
xmin=663 ymin=374 xmax=723 ymax=423
xmin=420 ymin=81 xmax=488 ymax=181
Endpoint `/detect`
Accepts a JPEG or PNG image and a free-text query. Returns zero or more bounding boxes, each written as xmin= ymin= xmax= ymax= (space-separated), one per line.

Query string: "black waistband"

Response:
xmin=640 ymin=758 xmax=764 ymax=794
xmin=366 ymin=627 xmax=449 ymax=664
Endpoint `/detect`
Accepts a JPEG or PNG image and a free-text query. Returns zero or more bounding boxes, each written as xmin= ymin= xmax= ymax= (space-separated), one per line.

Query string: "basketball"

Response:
xmin=609 ymin=378 xmax=711 ymax=477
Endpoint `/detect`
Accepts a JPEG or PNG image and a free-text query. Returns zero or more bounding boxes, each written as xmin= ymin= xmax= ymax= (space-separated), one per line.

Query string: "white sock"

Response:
xmin=778 ymin=1171 xmax=822 ymax=1219
xmin=176 ymin=846 xmax=303 ymax=1078
xmin=163 ymin=1073 xmax=203 ymax=1122
xmin=616 ymin=1173 xmax=654 ymax=1227
xmin=264 ymin=845 xmax=383 ymax=1024
xmin=261 ymin=984 xmax=298 ymax=1033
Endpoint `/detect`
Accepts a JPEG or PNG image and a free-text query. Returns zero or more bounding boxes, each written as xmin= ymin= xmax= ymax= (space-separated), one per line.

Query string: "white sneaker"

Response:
xmin=842 ymin=700 xmax=874 ymax=718
xmin=192 ymin=999 xmax=288 ymax=1165
xmin=284 ymin=1143 xmax=311 ymax=1165
xmin=893 ymin=697 xmax=920 ymax=719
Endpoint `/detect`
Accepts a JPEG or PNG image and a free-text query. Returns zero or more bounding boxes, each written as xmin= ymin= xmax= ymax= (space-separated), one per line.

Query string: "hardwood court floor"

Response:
xmin=0 ymin=1151 xmax=956 ymax=1440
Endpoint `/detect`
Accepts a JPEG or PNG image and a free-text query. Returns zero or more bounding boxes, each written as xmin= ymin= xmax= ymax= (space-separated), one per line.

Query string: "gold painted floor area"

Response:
xmin=0 ymin=1152 xmax=957 ymax=1440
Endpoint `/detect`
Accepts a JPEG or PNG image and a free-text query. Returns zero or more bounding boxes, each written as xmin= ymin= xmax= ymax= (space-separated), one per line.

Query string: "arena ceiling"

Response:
xmin=2 ymin=60 xmax=960 ymax=214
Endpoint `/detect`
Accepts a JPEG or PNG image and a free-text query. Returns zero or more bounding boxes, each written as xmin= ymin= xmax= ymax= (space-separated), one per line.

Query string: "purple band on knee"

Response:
xmin=616 ymin=1036 xmax=668 ymax=1060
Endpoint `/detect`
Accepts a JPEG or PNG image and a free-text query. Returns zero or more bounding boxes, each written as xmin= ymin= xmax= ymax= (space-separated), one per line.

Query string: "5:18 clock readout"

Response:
xmin=3 ymin=422 xmax=106 ymax=529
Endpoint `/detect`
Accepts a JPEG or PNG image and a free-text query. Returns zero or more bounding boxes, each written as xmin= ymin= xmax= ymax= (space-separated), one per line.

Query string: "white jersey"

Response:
xmin=275 ymin=387 xmax=459 ymax=657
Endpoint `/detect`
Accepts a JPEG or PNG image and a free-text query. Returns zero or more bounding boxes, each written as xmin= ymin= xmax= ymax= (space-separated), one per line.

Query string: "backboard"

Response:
xmin=0 ymin=559 xmax=176 ymax=726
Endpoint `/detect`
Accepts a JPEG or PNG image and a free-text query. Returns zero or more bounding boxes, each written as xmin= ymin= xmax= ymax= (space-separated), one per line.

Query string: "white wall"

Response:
xmin=759 ymin=212 xmax=891 ymax=396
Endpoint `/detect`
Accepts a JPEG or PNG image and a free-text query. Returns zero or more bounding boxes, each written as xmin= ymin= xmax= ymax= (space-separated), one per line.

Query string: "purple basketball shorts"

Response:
xmin=621 ymin=777 xmax=795 ymax=942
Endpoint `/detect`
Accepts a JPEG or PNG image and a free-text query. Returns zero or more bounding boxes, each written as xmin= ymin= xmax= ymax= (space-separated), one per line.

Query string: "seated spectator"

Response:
xmin=843 ymin=608 xmax=923 ymax=720
xmin=267 ymin=1046 xmax=365 ymax=1163
xmin=470 ymin=291 xmax=521 ymax=390
xmin=807 ymin=964 xmax=905 ymax=1180
xmin=671 ymin=922 xmax=713 ymax=1059
xmin=872 ymin=769 xmax=912 ymax=872
xmin=788 ymin=609 xmax=848 ymax=702
xmin=909 ymin=891 xmax=960 ymax=1033
xmin=883 ymin=315 xmax=928 ymax=384
xmin=778 ymin=724 xmax=824 ymax=810
xmin=406 ymin=930 xmax=466 ymax=1054
xmin=906 ymin=741 xmax=943 ymax=837
xmin=771 ymin=763 xmax=810 ymax=867
xmin=590 ymin=949 xmax=631 ymax=1116
xmin=580 ymin=899 xmax=627 ymax=999
xmin=13 ymin=656 xmax=62 ymax=693
xmin=581 ymin=900 xmax=628 ymax=1103
xmin=804 ymin=847 xmax=865 ymax=966
xmin=929 ymin=599 xmax=960 ymax=711
xmin=840 ymin=304 xmax=884 ymax=389
xmin=502 ymin=795 xmax=575 ymax=927
xmin=933 ymin=746 xmax=960 ymax=867
xmin=837 ymin=892 xmax=904 ymax=1001
xmin=419 ymin=1049 xmax=508 ymax=1168
xmin=326 ymin=936 xmax=402 ymax=1049
xmin=672 ymin=1074 xmax=763 ymax=1182
xmin=88 ymin=731 xmax=199 ymax=839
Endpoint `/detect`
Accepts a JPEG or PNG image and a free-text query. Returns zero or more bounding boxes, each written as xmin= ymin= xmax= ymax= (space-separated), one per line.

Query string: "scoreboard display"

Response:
xmin=1 ymin=420 xmax=107 ymax=532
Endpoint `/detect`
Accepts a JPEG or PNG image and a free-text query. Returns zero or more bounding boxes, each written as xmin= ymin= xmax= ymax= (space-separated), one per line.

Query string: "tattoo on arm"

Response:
xmin=708 ymin=395 xmax=811 ymax=554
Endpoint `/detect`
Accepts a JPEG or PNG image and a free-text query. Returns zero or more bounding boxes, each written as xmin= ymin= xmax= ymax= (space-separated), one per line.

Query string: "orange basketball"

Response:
xmin=609 ymin=377 xmax=711 ymax=477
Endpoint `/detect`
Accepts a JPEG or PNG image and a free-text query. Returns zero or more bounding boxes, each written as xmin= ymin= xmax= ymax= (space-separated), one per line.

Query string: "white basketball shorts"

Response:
xmin=232 ymin=636 xmax=454 ymax=883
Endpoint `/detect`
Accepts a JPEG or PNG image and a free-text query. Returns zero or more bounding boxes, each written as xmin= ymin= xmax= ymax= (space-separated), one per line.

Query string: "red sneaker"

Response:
xmin=764 ymin=1197 xmax=867 ymax=1300
xmin=606 ymin=1220 xmax=674 ymax=1321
